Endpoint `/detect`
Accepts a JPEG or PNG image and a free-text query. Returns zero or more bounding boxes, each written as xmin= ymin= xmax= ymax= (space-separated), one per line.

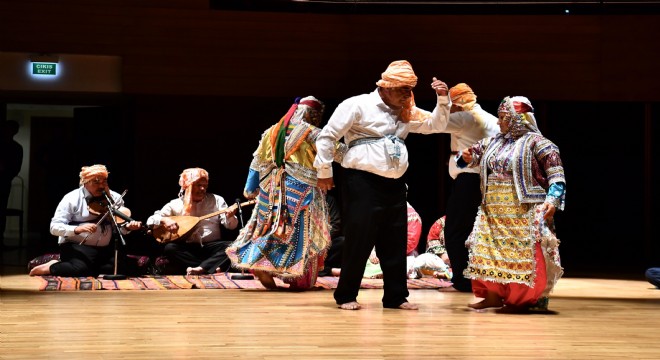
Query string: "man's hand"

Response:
xmin=125 ymin=221 xmax=142 ymax=231
xmin=431 ymin=77 xmax=449 ymax=96
xmin=317 ymin=177 xmax=335 ymax=191
xmin=460 ymin=148 xmax=472 ymax=163
xmin=161 ymin=217 xmax=179 ymax=234
xmin=75 ymin=223 xmax=97 ymax=235
xmin=225 ymin=207 xmax=237 ymax=218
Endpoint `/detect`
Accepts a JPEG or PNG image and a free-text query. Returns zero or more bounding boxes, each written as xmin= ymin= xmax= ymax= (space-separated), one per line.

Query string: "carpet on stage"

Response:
xmin=37 ymin=273 xmax=453 ymax=291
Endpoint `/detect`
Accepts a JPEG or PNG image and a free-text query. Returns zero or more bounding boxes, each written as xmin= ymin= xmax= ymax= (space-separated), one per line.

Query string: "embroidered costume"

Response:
xmin=459 ymin=96 xmax=565 ymax=309
xmin=226 ymin=97 xmax=342 ymax=289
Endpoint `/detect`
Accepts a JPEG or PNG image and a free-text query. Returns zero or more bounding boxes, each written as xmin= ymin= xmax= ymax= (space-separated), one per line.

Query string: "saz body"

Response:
xmin=152 ymin=199 xmax=256 ymax=243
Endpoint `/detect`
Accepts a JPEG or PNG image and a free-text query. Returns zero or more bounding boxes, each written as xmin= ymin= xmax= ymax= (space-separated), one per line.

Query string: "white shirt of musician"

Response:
xmin=50 ymin=187 xmax=128 ymax=247
xmin=146 ymin=193 xmax=238 ymax=244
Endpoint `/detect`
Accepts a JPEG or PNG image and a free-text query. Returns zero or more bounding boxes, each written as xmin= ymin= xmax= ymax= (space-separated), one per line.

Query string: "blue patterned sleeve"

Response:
xmin=245 ymin=168 xmax=260 ymax=194
xmin=546 ymin=182 xmax=565 ymax=208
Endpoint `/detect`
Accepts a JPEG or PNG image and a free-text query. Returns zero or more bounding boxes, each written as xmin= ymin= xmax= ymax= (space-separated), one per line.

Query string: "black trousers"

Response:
xmin=319 ymin=235 xmax=345 ymax=276
xmin=163 ymin=240 xmax=231 ymax=274
xmin=444 ymin=173 xmax=482 ymax=292
xmin=335 ymin=168 xmax=408 ymax=308
xmin=50 ymin=241 xmax=140 ymax=277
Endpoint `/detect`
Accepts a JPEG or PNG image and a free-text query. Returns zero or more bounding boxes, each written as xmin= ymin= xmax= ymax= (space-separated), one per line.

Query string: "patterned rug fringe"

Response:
xmin=38 ymin=273 xmax=453 ymax=291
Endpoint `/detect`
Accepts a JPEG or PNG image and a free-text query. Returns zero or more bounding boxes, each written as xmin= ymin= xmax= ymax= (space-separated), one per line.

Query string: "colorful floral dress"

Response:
xmin=463 ymin=131 xmax=565 ymax=307
xmin=226 ymin=115 xmax=336 ymax=289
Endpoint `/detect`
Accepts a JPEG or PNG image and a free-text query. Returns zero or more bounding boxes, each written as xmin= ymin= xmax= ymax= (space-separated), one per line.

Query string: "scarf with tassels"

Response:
xmin=270 ymin=98 xmax=301 ymax=168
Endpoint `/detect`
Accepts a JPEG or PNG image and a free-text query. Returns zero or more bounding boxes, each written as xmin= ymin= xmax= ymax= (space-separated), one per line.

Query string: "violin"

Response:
xmin=86 ymin=191 xmax=140 ymax=226
xmin=87 ymin=196 xmax=112 ymax=215
xmin=80 ymin=190 xmax=146 ymax=245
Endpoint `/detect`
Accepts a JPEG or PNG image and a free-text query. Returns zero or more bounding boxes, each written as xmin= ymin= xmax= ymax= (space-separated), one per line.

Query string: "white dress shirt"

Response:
xmin=50 ymin=187 xmax=128 ymax=247
xmin=146 ymin=193 xmax=238 ymax=244
xmin=442 ymin=104 xmax=500 ymax=179
xmin=314 ymin=89 xmax=450 ymax=179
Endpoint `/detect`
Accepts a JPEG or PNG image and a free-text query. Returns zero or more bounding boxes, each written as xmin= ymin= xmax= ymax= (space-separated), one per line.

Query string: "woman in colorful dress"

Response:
xmin=226 ymin=96 xmax=345 ymax=290
xmin=456 ymin=96 xmax=566 ymax=313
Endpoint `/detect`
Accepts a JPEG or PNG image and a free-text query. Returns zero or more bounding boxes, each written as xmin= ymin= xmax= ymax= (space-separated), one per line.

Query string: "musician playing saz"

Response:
xmin=146 ymin=168 xmax=238 ymax=275
xmin=29 ymin=164 xmax=143 ymax=276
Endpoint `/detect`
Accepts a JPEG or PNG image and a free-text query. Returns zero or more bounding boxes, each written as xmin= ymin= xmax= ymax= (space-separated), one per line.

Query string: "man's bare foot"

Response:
xmin=254 ymin=270 xmax=277 ymax=289
xmin=186 ymin=266 xmax=205 ymax=275
xmin=338 ymin=301 xmax=361 ymax=310
xmin=397 ymin=302 xmax=419 ymax=310
xmin=331 ymin=268 xmax=341 ymax=276
xmin=29 ymin=260 xmax=59 ymax=276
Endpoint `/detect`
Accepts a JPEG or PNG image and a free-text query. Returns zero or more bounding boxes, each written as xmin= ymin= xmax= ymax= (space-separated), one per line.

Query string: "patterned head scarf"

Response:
xmin=178 ymin=167 xmax=209 ymax=215
xmin=376 ymin=60 xmax=426 ymax=123
xmin=497 ymin=96 xmax=541 ymax=138
xmin=297 ymin=96 xmax=324 ymax=127
xmin=449 ymin=83 xmax=477 ymax=111
xmin=271 ymin=96 xmax=324 ymax=167
xmin=79 ymin=164 xmax=109 ymax=186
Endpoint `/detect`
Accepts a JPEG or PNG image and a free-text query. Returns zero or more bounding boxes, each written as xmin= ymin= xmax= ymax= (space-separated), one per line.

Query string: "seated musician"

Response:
xmin=146 ymin=168 xmax=238 ymax=275
xmin=29 ymin=164 xmax=144 ymax=276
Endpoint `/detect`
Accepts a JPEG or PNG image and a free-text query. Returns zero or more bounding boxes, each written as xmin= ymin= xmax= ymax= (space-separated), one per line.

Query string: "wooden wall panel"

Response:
xmin=2 ymin=0 xmax=660 ymax=101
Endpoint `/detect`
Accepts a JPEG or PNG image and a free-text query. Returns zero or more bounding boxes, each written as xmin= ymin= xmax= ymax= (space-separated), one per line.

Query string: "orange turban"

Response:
xmin=79 ymin=164 xmax=109 ymax=186
xmin=449 ymin=83 xmax=477 ymax=111
xmin=375 ymin=60 xmax=418 ymax=88
xmin=178 ymin=168 xmax=209 ymax=214
xmin=376 ymin=60 xmax=427 ymax=122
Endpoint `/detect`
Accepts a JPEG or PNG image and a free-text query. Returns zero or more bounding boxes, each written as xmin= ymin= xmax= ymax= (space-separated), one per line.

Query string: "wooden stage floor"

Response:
xmin=1 ymin=274 xmax=659 ymax=359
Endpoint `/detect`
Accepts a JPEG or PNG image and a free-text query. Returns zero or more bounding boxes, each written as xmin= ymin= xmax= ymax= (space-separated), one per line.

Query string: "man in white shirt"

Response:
xmin=29 ymin=164 xmax=144 ymax=276
xmin=439 ymin=83 xmax=500 ymax=292
xmin=314 ymin=60 xmax=450 ymax=310
xmin=146 ymin=168 xmax=238 ymax=275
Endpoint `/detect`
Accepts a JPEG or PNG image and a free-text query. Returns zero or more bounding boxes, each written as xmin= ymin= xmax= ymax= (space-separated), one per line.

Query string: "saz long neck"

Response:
xmin=197 ymin=199 xmax=257 ymax=221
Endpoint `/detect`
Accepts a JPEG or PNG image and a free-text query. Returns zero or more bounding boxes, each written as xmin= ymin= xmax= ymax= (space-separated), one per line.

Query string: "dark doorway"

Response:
xmin=28 ymin=106 xmax=128 ymax=256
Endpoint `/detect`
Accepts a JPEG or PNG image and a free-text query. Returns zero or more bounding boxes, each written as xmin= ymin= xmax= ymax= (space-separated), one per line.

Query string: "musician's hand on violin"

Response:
xmin=161 ymin=217 xmax=179 ymax=234
xmin=125 ymin=220 xmax=142 ymax=231
xmin=317 ymin=177 xmax=335 ymax=191
xmin=75 ymin=223 xmax=97 ymax=235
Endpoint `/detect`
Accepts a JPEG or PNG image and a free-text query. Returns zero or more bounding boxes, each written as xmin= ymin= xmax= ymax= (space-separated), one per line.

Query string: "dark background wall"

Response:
xmin=1 ymin=0 xmax=658 ymax=277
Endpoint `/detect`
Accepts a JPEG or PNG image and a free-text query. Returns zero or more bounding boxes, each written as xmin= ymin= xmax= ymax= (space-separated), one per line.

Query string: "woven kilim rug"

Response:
xmin=38 ymin=273 xmax=453 ymax=291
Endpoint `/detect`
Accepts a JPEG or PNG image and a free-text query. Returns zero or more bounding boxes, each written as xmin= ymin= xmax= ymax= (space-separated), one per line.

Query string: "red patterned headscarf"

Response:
xmin=497 ymin=96 xmax=541 ymax=138
xmin=269 ymin=96 xmax=324 ymax=167
xmin=178 ymin=167 xmax=209 ymax=215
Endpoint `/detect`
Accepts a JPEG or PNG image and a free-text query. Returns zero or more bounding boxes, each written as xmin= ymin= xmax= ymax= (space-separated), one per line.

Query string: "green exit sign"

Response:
xmin=32 ymin=62 xmax=57 ymax=75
